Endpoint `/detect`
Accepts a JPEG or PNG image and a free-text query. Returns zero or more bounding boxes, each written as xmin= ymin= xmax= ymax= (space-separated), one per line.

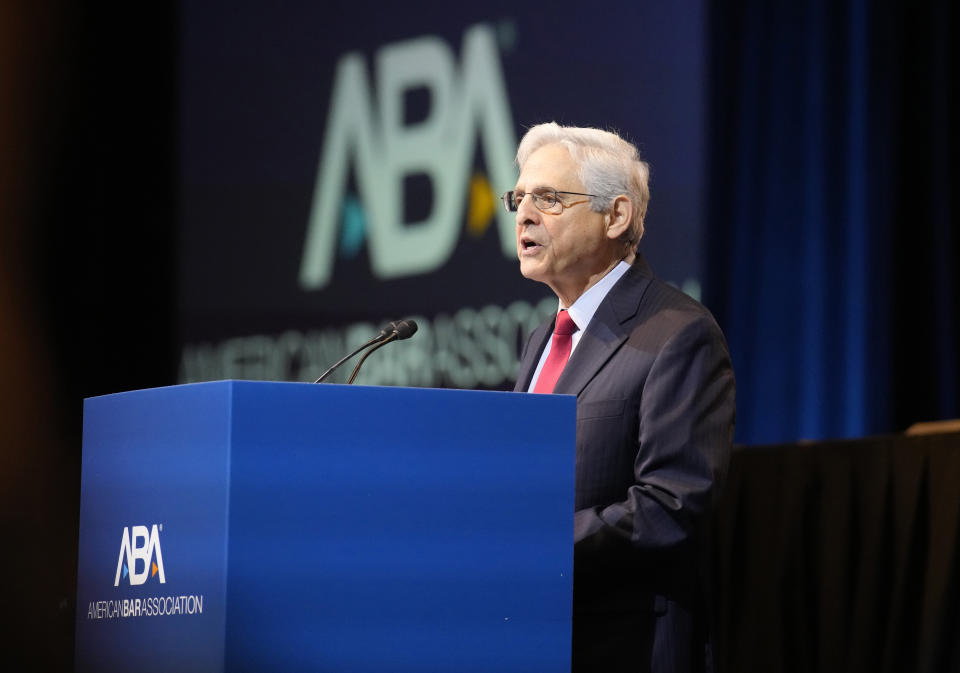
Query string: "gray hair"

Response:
xmin=516 ymin=122 xmax=650 ymax=247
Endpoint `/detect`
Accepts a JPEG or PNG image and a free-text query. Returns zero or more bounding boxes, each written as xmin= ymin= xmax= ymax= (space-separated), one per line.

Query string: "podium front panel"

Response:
xmin=76 ymin=381 xmax=575 ymax=672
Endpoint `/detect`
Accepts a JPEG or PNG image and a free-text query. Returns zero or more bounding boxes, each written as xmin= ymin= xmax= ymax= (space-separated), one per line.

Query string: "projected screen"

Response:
xmin=178 ymin=1 xmax=705 ymax=389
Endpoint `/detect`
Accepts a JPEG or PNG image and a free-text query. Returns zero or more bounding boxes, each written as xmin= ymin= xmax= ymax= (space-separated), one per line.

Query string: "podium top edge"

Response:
xmin=84 ymin=380 xmax=577 ymax=402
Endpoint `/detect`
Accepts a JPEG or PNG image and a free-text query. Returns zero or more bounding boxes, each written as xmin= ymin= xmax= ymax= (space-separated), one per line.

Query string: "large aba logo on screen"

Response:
xmin=114 ymin=524 xmax=166 ymax=586
xmin=300 ymin=23 xmax=518 ymax=290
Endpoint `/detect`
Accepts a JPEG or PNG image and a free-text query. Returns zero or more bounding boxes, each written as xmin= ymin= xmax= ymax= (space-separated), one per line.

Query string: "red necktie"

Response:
xmin=533 ymin=310 xmax=578 ymax=394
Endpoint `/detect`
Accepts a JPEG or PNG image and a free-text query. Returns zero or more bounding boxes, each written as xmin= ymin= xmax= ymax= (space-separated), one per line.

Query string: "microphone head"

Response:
xmin=393 ymin=319 xmax=418 ymax=340
xmin=377 ymin=322 xmax=400 ymax=339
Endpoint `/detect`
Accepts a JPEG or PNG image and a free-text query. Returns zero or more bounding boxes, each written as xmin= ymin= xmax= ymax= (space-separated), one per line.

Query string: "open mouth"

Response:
xmin=520 ymin=238 xmax=542 ymax=251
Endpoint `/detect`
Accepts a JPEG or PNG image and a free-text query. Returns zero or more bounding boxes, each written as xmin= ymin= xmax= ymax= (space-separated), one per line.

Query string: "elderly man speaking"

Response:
xmin=505 ymin=123 xmax=736 ymax=673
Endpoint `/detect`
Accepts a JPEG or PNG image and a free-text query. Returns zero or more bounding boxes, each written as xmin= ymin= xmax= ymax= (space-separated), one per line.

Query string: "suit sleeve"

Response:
xmin=573 ymin=315 xmax=735 ymax=552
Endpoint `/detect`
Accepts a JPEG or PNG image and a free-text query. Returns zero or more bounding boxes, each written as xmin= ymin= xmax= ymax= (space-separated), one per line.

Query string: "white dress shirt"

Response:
xmin=526 ymin=260 xmax=632 ymax=392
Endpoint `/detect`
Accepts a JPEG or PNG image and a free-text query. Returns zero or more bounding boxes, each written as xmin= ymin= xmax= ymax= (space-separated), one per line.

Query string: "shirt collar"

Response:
xmin=559 ymin=260 xmax=632 ymax=332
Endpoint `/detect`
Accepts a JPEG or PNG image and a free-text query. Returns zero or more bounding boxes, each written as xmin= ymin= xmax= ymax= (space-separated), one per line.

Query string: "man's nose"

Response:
xmin=515 ymin=193 xmax=540 ymax=225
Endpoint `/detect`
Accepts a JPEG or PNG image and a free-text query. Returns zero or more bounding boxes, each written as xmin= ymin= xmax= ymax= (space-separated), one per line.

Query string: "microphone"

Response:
xmin=313 ymin=319 xmax=418 ymax=384
xmin=312 ymin=322 xmax=393 ymax=383
xmin=389 ymin=319 xmax=418 ymax=340
xmin=346 ymin=319 xmax=418 ymax=384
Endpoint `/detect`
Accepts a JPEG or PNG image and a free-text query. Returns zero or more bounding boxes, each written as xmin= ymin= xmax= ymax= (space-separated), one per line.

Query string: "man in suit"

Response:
xmin=505 ymin=123 xmax=735 ymax=673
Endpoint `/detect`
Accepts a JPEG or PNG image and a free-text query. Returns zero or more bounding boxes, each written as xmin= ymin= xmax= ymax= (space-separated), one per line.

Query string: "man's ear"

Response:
xmin=605 ymin=195 xmax=634 ymax=241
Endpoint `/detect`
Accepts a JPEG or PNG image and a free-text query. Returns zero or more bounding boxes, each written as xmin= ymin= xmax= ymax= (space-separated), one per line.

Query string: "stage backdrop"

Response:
xmin=177 ymin=1 xmax=707 ymax=389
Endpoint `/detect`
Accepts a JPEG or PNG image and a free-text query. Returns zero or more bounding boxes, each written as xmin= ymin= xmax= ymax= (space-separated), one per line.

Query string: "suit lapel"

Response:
xmin=553 ymin=257 xmax=654 ymax=397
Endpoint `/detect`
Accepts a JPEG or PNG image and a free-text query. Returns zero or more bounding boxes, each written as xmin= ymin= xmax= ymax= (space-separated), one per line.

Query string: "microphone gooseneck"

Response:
xmin=345 ymin=319 xmax=419 ymax=384
xmin=313 ymin=319 xmax=419 ymax=384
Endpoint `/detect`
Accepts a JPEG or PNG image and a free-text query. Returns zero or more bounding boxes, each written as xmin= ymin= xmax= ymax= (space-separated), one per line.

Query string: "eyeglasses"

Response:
xmin=501 ymin=188 xmax=599 ymax=214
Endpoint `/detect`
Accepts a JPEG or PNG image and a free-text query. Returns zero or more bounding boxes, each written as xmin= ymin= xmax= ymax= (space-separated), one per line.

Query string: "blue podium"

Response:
xmin=75 ymin=381 xmax=575 ymax=672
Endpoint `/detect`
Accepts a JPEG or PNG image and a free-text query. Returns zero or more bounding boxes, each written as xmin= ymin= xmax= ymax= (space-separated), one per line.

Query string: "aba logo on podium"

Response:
xmin=114 ymin=524 xmax=166 ymax=587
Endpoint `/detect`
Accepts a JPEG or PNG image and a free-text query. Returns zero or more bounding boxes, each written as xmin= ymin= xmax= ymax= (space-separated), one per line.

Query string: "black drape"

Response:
xmin=710 ymin=431 xmax=960 ymax=673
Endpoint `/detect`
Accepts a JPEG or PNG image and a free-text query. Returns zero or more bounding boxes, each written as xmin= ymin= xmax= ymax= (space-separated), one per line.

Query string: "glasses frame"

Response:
xmin=501 ymin=188 xmax=600 ymax=214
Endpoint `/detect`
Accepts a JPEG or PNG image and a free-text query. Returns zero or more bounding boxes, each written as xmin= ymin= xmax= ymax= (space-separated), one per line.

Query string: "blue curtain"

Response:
xmin=705 ymin=0 xmax=958 ymax=445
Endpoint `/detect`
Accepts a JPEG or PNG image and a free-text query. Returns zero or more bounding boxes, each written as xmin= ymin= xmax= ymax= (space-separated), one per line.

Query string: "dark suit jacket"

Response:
xmin=514 ymin=255 xmax=735 ymax=673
